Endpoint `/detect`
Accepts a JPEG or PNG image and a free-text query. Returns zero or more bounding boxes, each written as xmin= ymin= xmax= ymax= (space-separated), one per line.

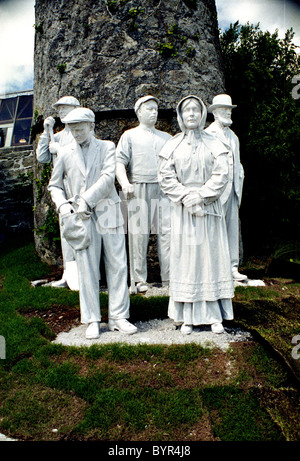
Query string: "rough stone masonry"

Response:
xmin=32 ymin=0 xmax=225 ymax=272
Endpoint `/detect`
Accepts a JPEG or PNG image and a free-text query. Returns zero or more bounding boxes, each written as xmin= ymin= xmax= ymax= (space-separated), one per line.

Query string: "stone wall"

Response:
xmin=34 ymin=0 xmax=225 ymax=118
xmin=0 ymin=146 xmax=33 ymax=239
xmin=33 ymin=0 xmax=226 ymax=276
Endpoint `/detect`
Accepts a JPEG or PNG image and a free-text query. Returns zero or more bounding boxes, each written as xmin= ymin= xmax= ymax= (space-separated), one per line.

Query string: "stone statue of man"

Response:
xmin=48 ymin=107 xmax=137 ymax=339
xmin=36 ymin=95 xmax=80 ymax=165
xmin=36 ymin=96 xmax=80 ymax=288
xmin=116 ymin=95 xmax=172 ymax=293
xmin=205 ymin=94 xmax=247 ymax=282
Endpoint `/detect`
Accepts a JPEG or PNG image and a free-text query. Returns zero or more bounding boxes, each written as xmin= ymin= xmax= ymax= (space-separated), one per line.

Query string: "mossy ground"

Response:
xmin=0 ymin=238 xmax=299 ymax=442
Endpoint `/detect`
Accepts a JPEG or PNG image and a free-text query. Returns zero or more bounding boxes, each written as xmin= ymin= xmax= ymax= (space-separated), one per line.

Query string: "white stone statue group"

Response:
xmin=36 ymin=93 xmax=247 ymax=339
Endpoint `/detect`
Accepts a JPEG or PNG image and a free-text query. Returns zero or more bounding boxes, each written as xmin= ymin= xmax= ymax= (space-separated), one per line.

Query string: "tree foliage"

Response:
xmin=219 ymin=22 xmax=300 ymax=257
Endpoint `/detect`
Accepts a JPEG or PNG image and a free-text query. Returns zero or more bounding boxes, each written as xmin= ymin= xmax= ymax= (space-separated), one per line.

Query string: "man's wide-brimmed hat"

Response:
xmin=134 ymin=95 xmax=159 ymax=113
xmin=62 ymin=107 xmax=95 ymax=124
xmin=53 ymin=96 xmax=80 ymax=108
xmin=207 ymin=94 xmax=237 ymax=113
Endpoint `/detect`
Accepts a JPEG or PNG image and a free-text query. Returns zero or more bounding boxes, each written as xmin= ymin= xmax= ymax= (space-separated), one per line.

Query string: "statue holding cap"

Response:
xmin=116 ymin=95 xmax=172 ymax=293
xmin=48 ymin=107 xmax=137 ymax=339
xmin=205 ymin=94 xmax=247 ymax=282
xmin=36 ymin=96 xmax=81 ymax=288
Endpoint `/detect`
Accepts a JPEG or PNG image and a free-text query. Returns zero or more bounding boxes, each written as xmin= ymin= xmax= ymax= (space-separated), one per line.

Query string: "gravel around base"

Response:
xmin=53 ymin=317 xmax=253 ymax=350
xmin=53 ymin=282 xmax=256 ymax=350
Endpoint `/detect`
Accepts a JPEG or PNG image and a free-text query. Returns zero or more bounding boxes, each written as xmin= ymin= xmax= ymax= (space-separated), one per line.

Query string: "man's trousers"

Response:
xmin=75 ymin=217 xmax=130 ymax=324
xmin=223 ymin=189 xmax=240 ymax=271
xmin=127 ymin=183 xmax=170 ymax=284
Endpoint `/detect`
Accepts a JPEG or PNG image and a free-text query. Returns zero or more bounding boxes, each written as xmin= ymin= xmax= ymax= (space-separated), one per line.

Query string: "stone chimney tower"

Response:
xmin=33 ymin=0 xmax=225 ymax=270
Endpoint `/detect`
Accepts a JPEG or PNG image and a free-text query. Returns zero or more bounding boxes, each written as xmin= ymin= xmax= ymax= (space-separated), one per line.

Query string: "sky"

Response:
xmin=0 ymin=0 xmax=299 ymax=95
xmin=216 ymin=0 xmax=300 ymax=40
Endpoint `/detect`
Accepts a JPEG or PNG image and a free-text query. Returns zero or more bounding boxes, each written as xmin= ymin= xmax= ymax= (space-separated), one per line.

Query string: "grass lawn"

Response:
xmin=0 ymin=236 xmax=299 ymax=442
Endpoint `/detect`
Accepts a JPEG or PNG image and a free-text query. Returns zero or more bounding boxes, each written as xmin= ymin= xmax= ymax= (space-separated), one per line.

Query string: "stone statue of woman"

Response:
xmin=158 ymin=96 xmax=234 ymax=335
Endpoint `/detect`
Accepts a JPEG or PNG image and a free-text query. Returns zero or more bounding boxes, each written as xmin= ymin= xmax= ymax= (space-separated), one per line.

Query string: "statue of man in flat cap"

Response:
xmin=48 ymin=107 xmax=137 ymax=339
xmin=205 ymin=94 xmax=247 ymax=282
xmin=36 ymin=96 xmax=81 ymax=288
xmin=116 ymin=95 xmax=172 ymax=293
xmin=36 ymin=96 xmax=80 ymax=165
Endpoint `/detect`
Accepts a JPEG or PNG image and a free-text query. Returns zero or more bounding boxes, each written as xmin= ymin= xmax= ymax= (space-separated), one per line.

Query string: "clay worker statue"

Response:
xmin=48 ymin=107 xmax=137 ymax=339
xmin=36 ymin=96 xmax=80 ymax=164
xmin=116 ymin=95 xmax=172 ymax=293
xmin=36 ymin=96 xmax=80 ymax=288
xmin=205 ymin=94 xmax=247 ymax=282
xmin=158 ymin=96 xmax=234 ymax=335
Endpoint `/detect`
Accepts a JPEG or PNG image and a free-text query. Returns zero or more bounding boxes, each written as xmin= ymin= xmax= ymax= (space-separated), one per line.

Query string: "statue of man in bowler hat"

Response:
xmin=206 ymin=94 xmax=247 ymax=282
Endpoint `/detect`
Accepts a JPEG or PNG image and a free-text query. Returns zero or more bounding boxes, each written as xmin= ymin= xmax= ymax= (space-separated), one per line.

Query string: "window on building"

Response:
xmin=0 ymin=125 xmax=13 ymax=147
xmin=0 ymin=97 xmax=18 ymax=123
xmin=0 ymin=127 xmax=7 ymax=148
xmin=0 ymin=92 xmax=33 ymax=148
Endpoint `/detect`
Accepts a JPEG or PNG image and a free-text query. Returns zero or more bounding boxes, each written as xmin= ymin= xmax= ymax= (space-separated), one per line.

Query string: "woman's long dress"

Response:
xmin=159 ymin=133 xmax=234 ymax=326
